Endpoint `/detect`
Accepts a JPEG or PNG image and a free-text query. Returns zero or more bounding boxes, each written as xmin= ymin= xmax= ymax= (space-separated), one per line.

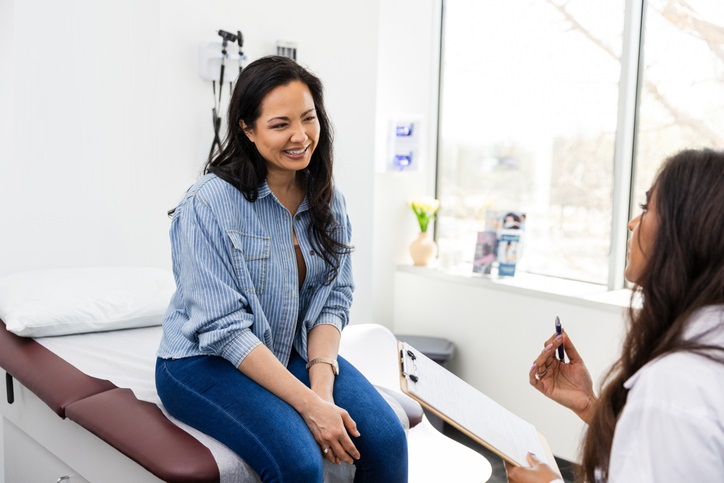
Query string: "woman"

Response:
xmin=156 ymin=56 xmax=407 ymax=482
xmin=508 ymin=148 xmax=724 ymax=482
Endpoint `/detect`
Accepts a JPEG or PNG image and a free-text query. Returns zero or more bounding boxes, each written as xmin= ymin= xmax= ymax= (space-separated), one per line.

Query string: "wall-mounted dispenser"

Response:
xmin=276 ymin=40 xmax=298 ymax=60
xmin=386 ymin=118 xmax=421 ymax=172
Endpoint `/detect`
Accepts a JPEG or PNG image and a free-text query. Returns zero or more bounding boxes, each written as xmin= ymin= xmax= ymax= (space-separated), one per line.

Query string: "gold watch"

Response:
xmin=306 ymin=357 xmax=339 ymax=376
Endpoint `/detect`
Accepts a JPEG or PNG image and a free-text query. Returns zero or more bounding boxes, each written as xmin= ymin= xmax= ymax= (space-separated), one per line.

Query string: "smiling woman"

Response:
xmin=240 ymin=81 xmax=321 ymax=183
xmin=156 ymin=56 xmax=408 ymax=483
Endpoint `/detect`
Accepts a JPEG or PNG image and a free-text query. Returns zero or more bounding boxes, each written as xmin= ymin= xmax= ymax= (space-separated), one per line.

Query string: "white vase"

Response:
xmin=409 ymin=232 xmax=438 ymax=266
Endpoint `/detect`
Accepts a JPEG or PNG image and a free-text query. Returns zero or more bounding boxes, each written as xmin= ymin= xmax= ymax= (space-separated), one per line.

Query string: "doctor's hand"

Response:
xmin=530 ymin=331 xmax=597 ymax=424
xmin=302 ymin=396 xmax=361 ymax=465
xmin=505 ymin=453 xmax=562 ymax=483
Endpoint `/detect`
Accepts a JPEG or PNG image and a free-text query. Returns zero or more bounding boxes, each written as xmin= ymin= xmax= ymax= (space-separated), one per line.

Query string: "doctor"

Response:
xmin=156 ymin=55 xmax=407 ymax=483
xmin=507 ymin=149 xmax=724 ymax=482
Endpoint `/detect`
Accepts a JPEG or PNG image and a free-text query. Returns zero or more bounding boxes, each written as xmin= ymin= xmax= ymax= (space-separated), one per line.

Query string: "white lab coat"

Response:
xmin=608 ymin=305 xmax=724 ymax=482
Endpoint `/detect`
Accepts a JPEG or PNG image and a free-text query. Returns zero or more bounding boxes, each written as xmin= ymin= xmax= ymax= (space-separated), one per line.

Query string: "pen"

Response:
xmin=555 ymin=316 xmax=565 ymax=362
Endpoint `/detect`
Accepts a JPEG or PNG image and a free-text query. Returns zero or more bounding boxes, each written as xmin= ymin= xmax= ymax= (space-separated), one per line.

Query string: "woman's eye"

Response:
xmin=639 ymin=202 xmax=648 ymax=212
xmin=271 ymin=123 xmax=287 ymax=129
xmin=304 ymin=116 xmax=317 ymax=122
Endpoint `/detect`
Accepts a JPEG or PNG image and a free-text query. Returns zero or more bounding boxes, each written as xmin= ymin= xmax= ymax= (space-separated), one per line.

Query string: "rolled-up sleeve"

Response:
xmin=172 ymin=195 xmax=261 ymax=366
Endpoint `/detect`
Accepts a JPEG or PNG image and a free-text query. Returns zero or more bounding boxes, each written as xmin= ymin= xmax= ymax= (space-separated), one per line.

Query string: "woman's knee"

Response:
xmin=271 ymin=449 xmax=323 ymax=483
xmin=379 ymin=420 xmax=408 ymax=458
xmin=354 ymin=421 xmax=408 ymax=482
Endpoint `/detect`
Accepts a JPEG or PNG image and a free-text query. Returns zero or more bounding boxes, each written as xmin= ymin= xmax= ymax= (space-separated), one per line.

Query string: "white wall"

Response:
xmin=372 ymin=0 xmax=630 ymax=465
xmin=3 ymin=0 xmax=169 ymax=272
xmin=393 ymin=269 xmax=628 ymax=462
xmin=373 ymin=0 xmax=442 ymax=326
xmin=0 ymin=0 xmax=381 ymax=325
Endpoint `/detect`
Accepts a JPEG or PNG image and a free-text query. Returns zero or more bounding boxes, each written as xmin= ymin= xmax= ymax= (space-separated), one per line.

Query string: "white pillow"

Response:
xmin=0 ymin=267 xmax=176 ymax=337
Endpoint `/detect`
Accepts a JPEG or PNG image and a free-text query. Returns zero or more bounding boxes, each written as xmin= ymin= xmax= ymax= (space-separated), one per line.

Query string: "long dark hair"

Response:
xmin=580 ymin=148 xmax=724 ymax=481
xmin=206 ymin=55 xmax=351 ymax=284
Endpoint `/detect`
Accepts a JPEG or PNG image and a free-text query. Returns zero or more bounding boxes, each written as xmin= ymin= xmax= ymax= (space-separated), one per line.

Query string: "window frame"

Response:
xmin=434 ymin=0 xmax=648 ymax=291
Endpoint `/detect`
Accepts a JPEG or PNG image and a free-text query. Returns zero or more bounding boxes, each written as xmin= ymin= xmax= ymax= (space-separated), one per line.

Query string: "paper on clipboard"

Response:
xmin=399 ymin=342 xmax=559 ymax=470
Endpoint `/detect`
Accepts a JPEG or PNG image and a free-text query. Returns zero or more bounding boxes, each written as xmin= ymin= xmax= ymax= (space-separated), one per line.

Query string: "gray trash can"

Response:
xmin=395 ymin=334 xmax=456 ymax=432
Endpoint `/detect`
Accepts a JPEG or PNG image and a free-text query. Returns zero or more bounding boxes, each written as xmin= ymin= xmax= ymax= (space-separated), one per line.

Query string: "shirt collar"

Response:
xmin=257 ymin=174 xmax=311 ymax=212
xmin=258 ymin=180 xmax=273 ymax=199
xmin=624 ymin=305 xmax=724 ymax=389
xmin=257 ymin=173 xmax=309 ymax=213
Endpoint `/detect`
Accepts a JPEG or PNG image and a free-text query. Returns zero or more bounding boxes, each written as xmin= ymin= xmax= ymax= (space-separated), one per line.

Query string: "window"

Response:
xmin=436 ymin=0 xmax=724 ymax=287
xmin=633 ymin=0 xmax=724 ymax=207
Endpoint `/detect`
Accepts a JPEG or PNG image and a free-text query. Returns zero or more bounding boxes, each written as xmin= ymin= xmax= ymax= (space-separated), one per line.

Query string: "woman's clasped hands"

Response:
xmin=303 ymin=394 xmax=361 ymax=465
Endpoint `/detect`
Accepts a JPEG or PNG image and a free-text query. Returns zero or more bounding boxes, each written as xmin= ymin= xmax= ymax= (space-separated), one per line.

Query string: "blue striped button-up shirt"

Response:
xmin=157 ymin=173 xmax=354 ymax=368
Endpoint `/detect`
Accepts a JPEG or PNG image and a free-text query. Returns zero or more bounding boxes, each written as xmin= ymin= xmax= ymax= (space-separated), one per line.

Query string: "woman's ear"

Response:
xmin=240 ymin=120 xmax=255 ymax=143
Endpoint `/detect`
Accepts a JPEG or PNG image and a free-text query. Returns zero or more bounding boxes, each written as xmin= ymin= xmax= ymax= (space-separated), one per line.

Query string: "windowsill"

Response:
xmin=396 ymin=264 xmax=637 ymax=313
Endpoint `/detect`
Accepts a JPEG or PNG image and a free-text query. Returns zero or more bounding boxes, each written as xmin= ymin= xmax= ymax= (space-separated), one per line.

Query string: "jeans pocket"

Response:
xmin=227 ymin=230 xmax=271 ymax=295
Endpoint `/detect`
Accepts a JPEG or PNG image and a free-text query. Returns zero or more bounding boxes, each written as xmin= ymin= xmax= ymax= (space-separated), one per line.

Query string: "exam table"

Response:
xmin=0 ymin=268 xmax=491 ymax=482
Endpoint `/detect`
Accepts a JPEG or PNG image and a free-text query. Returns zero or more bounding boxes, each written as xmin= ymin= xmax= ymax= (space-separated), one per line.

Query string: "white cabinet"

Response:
xmin=5 ymin=419 xmax=90 ymax=483
xmin=1 ymin=374 xmax=162 ymax=483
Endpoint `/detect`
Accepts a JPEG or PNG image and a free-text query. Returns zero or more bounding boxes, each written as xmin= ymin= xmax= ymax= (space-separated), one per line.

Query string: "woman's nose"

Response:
xmin=627 ymin=215 xmax=639 ymax=232
xmin=290 ymin=122 xmax=308 ymax=142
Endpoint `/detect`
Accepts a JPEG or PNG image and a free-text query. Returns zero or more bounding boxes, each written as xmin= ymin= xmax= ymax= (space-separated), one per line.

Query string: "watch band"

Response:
xmin=306 ymin=357 xmax=339 ymax=376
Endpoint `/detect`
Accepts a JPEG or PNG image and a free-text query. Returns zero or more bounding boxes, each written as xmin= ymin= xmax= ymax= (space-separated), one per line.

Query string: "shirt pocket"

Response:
xmin=227 ymin=230 xmax=271 ymax=296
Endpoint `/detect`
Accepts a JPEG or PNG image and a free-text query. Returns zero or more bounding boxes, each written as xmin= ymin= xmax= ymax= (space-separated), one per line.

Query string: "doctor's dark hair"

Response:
xmin=579 ymin=148 xmax=724 ymax=482
xmin=205 ymin=55 xmax=351 ymax=284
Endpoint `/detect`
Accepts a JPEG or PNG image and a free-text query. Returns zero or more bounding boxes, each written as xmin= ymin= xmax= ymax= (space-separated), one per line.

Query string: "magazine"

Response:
xmin=472 ymin=230 xmax=497 ymax=275
xmin=473 ymin=210 xmax=526 ymax=277
xmin=485 ymin=210 xmax=526 ymax=232
xmin=497 ymin=230 xmax=521 ymax=277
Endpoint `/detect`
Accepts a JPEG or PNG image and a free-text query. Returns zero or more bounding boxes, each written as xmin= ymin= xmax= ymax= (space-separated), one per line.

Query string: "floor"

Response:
xmin=441 ymin=423 xmax=578 ymax=483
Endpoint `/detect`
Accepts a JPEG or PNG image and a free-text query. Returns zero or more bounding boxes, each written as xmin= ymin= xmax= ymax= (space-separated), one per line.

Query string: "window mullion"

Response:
xmin=609 ymin=0 xmax=645 ymax=291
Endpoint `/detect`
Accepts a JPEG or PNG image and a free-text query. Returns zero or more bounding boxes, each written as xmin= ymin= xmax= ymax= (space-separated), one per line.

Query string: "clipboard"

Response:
xmin=399 ymin=342 xmax=560 ymax=472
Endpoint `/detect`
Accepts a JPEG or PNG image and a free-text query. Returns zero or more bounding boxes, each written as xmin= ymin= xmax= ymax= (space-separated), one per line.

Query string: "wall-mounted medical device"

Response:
xmin=198 ymin=30 xmax=247 ymax=82
xmin=199 ymin=29 xmax=247 ymax=161
xmin=386 ymin=118 xmax=421 ymax=172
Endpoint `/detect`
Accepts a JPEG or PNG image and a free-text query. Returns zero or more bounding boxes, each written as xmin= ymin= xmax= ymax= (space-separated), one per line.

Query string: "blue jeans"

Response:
xmin=156 ymin=351 xmax=408 ymax=483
